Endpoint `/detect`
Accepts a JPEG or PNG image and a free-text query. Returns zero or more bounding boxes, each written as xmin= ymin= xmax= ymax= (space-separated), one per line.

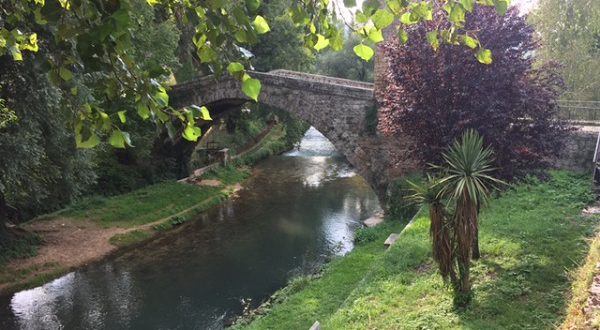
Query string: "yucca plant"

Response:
xmin=407 ymin=175 xmax=455 ymax=283
xmin=439 ymin=129 xmax=504 ymax=306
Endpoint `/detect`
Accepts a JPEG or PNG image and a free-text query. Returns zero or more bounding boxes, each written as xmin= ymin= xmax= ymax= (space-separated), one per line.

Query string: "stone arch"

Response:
xmin=170 ymin=70 xmax=418 ymax=206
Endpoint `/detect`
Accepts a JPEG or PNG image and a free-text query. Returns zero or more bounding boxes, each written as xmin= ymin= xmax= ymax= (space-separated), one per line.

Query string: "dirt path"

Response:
xmin=0 ymin=218 xmax=128 ymax=294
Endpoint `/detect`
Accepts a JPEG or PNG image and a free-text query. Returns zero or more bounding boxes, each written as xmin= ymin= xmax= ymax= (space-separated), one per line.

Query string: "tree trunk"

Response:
xmin=472 ymin=202 xmax=482 ymax=260
xmin=472 ymin=220 xmax=480 ymax=260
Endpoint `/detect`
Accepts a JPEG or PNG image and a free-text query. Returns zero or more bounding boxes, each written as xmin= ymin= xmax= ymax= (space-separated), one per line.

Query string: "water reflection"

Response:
xmin=0 ymin=127 xmax=381 ymax=330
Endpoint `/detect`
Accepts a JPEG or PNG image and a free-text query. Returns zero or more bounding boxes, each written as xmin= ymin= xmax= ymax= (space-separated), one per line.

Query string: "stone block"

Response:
xmin=384 ymin=233 xmax=400 ymax=247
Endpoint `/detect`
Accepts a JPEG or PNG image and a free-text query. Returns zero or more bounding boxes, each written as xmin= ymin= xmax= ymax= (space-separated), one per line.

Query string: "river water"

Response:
xmin=0 ymin=127 xmax=381 ymax=330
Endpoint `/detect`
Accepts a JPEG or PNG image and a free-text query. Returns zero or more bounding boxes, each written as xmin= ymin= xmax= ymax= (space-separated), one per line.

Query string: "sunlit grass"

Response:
xmin=238 ymin=171 xmax=599 ymax=329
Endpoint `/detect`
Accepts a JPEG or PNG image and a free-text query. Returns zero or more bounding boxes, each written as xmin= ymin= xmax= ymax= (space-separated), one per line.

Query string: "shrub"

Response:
xmin=378 ymin=5 xmax=568 ymax=179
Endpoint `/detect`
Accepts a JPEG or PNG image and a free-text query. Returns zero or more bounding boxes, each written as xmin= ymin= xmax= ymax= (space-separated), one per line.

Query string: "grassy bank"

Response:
xmin=0 ymin=123 xmax=294 ymax=294
xmin=237 ymin=171 xmax=599 ymax=329
xmin=562 ymin=215 xmax=600 ymax=329
xmin=232 ymin=219 xmax=414 ymax=329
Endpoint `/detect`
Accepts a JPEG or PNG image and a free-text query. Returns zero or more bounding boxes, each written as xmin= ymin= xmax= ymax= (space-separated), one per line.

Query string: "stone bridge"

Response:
xmin=170 ymin=70 xmax=418 ymax=206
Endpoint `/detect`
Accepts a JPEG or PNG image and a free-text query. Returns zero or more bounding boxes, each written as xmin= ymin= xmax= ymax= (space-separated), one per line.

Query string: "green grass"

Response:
xmin=55 ymin=168 xmax=254 ymax=228
xmin=562 ymin=215 xmax=600 ymax=329
xmin=109 ymin=230 xmax=153 ymax=247
xmin=233 ymin=219 xmax=413 ymax=329
xmin=60 ymin=181 xmax=221 ymax=227
xmin=203 ymin=165 xmax=252 ymax=185
xmin=0 ymin=229 xmax=42 ymax=266
xmin=238 ymin=171 xmax=599 ymax=329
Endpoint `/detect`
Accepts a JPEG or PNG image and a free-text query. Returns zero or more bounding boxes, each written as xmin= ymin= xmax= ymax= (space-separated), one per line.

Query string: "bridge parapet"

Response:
xmin=170 ymin=71 xmax=374 ymax=109
xmin=268 ymin=69 xmax=375 ymax=90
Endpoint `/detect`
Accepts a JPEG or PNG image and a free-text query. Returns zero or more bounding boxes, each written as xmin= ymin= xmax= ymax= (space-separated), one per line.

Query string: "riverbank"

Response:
xmin=235 ymin=171 xmax=600 ymax=329
xmin=0 ymin=124 xmax=292 ymax=296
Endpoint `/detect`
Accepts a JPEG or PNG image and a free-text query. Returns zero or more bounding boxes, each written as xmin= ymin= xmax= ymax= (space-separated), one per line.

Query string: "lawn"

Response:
xmin=238 ymin=171 xmax=599 ymax=329
xmin=56 ymin=166 xmax=250 ymax=228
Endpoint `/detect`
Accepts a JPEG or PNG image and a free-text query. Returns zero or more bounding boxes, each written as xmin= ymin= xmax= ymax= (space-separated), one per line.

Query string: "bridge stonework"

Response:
xmin=170 ymin=70 xmax=418 ymax=207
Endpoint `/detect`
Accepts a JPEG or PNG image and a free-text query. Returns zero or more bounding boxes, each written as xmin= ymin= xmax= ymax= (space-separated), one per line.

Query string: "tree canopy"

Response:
xmin=531 ymin=0 xmax=600 ymax=101
xmin=1 ymin=0 xmax=508 ymax=148
xmin=378 ymin=5 xmax=568 ymax=178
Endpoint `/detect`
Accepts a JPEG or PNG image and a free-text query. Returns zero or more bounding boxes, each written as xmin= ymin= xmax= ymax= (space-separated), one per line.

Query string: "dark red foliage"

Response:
xmin=377 ymin=5 xmax=569 ymax=179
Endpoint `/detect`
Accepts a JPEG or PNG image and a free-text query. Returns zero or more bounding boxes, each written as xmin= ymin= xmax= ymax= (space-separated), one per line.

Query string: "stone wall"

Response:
xmin=170 ymin=71 xmax=419 ymax=207
xmin=555 ymin=130 xmax=599 ymax=173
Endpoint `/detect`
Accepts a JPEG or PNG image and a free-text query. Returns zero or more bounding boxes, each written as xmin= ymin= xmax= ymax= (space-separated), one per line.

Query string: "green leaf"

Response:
xmin=154 ymin=88 xmax=169 ymax=107
xmin=368 ymin=29 xmax=384 ymax=43
xmin=400 ymin=12 xmax=418 ymax=25
xmin=242 ymin=78 xmax=261 ymax=101
xmin=371 ymin=9 xmax=395 ymax=30
xmin=117 ymin=111 xmax=126 ymax=124
xmin=183 ymin=124 xmax=202 ymax=142
xmin=463 ymin=35 xmax=478 ymax=49
xmin=199 ymin=106 xmax=212 ymax=121
xmin=58 ymin=0 xmax=70 ymax=9
xmin=253 ymin=15 xmax=270 ymax=34
xmin=494 ymin=0 xmax=509 ymax=15
xmin=198 ymin=45 xmax=218 ymax=63
xmin=387 ymin=0 xmax=402 ymax=14
xmin=476 ymin=48 xmax=493 ymax=64
xmin=362 ymin=0 xmax=379 ymax=15
xmin=356 ymin=12 xmax=369 ymax=24
xmin=330 ymin=31 xmax=344 ymax=51
xmin=76 ymin=132 xmax=100 ymax=148
xmin=449 ymin=4 xmax=466 ymax=23
xmin=246 ymin=0 xmax=260 ymax=12
xmin=136 ymin=103 xmax=150 ymax=120
xmin=9 ymin=46 xmax=22 ymax=61
xmin=227 ymin=62 xmax=245 ymax=75
xmin=59 ymin=67 xmax=73 ymax=81
xmin=353 ymin=44 xmax=374 ymax=61
xmin=99 ymin=112 xmax=111 ymax=130
xmin=412 ymin=2 xmax=433 ymax=21
xmin=398 ymin=29 xmax=409 ymax=44
xmin=109 ymin=130 xmax=126 ymax=148
xmin=190 ymin=105 xmax=212 ymax=121
xmin=460 ymin=0 xmax=474 ymax=12
xmin=426 ymin=31 xmax=439 ymax=51
xmin=314 ymin=34 xmax=330 ymax=51
xmin=234 ymin=30 xmax=248 ymax=43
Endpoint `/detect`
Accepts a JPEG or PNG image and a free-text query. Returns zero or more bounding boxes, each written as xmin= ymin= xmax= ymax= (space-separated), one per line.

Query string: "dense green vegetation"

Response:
xmin=531 ymin=0 xmax=600 ymax=101
xmin=237 ymin=171 xmax=598 ymax=329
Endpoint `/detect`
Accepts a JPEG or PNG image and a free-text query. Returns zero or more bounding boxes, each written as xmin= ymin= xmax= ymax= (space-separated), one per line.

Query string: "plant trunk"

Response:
xmin=472 ymin=202 xmax=481 ymax=260
xmin=452 ymin=192 xmax=476 ymax=308
xmin=472 ymin=221 xmax=480 ymax=260
xmin=430 ymin=203 xmax=454 ymax=281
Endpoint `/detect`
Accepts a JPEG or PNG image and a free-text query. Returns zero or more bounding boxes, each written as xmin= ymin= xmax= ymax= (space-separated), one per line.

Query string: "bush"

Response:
xmin=378 ymin=5 xmax=568 ymax=179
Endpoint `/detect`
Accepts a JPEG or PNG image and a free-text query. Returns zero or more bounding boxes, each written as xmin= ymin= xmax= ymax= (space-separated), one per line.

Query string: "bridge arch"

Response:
xmin=170 ymin=70 xmax=417 ymax=206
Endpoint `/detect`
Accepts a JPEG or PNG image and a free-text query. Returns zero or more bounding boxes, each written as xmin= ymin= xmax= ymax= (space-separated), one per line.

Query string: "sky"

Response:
xmin=512 ymin=0 xmax=539 ymax=13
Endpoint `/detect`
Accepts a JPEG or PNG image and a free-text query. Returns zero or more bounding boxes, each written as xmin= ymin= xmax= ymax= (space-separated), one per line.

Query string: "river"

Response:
xmin=0 ymin=127 xmax=381 ymax=330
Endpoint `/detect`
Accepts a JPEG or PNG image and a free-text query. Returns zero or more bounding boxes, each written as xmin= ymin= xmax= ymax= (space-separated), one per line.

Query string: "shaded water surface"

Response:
xmin=0 ymin=127 xmax=381 ymax=329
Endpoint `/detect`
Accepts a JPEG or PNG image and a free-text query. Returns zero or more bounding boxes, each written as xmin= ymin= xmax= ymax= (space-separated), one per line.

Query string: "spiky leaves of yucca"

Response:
xmin=407 ymin=176 xmax=455 ymax=283
xmin=440 ymin=129 xmax=504 ymax=306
